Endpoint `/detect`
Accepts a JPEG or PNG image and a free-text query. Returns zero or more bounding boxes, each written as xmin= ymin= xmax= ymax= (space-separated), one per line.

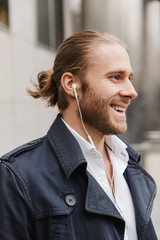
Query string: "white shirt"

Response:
xmin=62 ymin=119 xmax=138 ymax=240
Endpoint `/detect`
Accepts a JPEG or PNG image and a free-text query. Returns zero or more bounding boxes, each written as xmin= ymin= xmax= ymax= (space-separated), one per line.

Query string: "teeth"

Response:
xmin=112 ymin=105 xmax=125 ymax=112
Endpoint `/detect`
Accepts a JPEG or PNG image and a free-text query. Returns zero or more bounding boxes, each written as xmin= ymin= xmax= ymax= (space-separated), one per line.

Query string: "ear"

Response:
xmin=61 ymin=72 xmax=81 ymax=98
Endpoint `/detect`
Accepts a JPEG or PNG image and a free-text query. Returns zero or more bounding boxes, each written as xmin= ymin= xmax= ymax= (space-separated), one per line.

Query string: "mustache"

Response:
xmin=123 ymin=99 xmax=131 ymax=105
xmin=111 ymin=98 xmax=131 ymax=106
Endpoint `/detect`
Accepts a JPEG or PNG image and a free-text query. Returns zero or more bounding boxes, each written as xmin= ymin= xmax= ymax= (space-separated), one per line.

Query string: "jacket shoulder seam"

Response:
xmin=0 ymin=137 xmax=45 ymax=162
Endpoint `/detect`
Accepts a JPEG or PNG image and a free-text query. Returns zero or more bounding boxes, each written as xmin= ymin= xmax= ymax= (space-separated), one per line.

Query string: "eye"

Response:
xmin=110 ymin=75 xmax=121 ymax=81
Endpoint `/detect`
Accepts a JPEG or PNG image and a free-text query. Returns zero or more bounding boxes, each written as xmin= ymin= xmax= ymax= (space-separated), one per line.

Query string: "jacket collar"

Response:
xmin=47 ymin=114 xmax=87 ymax=179
xmin=47 ymin=114 xmax=141 ymax=177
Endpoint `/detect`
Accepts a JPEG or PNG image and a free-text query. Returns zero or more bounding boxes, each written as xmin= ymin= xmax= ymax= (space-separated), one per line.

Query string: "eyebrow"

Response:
xmin=105 ymin=70 xmax=134 ymax=77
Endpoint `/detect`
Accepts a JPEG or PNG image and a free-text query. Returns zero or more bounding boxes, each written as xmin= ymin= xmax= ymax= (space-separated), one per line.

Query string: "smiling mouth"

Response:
xmin=111 ymin=104 xmax=126 ymax=113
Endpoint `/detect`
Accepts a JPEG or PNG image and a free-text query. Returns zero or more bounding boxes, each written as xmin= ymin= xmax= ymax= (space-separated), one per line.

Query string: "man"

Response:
xmin=0 ymin=30 xmax=157 ymax=239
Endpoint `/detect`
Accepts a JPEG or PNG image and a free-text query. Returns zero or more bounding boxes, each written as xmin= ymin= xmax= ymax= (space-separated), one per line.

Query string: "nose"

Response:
xmin=119 ymin=79 xmax=138 ymax=100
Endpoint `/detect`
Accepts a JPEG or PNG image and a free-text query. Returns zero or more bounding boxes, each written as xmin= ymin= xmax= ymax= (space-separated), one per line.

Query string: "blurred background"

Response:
xmin=0 ymin=0 xmax=160 ymax=236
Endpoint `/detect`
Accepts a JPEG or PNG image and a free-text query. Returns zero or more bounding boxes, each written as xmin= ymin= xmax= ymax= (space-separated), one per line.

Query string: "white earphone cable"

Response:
xmin=73 ymin=86 xmax=95 ymax=147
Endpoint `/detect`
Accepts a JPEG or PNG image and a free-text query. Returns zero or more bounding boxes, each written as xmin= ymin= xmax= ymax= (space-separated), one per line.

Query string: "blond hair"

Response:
xmin=28 ymin=30 xmax=125 ymax=110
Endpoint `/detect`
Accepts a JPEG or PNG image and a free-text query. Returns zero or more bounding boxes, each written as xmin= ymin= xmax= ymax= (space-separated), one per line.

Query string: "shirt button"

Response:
xmin=65 ymin=194 xmax=76 ymax=207
xmin=92 ymin=151 xmax=99 ymax=158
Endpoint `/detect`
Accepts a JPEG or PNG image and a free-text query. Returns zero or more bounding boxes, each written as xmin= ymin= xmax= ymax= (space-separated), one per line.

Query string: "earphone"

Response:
xmin=71 ymin=83 xmax=95 ymax=147
xmin=72 ymin=83 xmax=78 ymax=99
xmin=72 ymin=83 xmax=77 ymax=90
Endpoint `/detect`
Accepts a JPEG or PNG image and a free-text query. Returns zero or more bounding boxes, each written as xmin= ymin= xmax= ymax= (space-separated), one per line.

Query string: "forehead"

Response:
xmin=87 ymin=43 xmax=132 ymax=73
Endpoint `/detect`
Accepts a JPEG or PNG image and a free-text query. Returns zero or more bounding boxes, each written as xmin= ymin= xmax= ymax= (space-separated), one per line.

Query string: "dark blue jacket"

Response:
xmin=0 ymin=114 xmax=158 ymax=239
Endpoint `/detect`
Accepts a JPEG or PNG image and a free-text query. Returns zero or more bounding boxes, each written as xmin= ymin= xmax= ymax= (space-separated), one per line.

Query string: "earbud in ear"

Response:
xmin=72 ymin=83 xmax=78 ymax=99
xmin=72 ymin=83 xmax=77 ymax=90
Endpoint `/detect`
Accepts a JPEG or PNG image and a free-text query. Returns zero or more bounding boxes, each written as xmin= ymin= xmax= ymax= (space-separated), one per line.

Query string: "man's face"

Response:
xmin=79 ymin=43 xmax=137 ymax=135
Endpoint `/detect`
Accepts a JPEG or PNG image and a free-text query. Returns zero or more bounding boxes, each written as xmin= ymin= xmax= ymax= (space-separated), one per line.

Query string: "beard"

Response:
xmin=79 ymin=83 xmax=128 ymax=135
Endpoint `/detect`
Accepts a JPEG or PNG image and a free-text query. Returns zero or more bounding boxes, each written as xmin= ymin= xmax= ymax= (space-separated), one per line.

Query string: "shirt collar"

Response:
xmin=105 ymin=135 xmax=129 ymax=164
xmin=62 ymin=118 xmax=129 ymax=165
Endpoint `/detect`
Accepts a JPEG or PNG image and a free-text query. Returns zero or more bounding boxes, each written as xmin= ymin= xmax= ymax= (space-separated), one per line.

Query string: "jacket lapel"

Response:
xmin=126 ymin=148 xmax=157 ymax=239
xmin=85 ymin=171 xmax=123 ymax=220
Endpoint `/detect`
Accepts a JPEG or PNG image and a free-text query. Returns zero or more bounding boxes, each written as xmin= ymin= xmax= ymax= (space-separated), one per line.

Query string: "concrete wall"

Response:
xmin=0 ymin=0 xmax=58 ymax=156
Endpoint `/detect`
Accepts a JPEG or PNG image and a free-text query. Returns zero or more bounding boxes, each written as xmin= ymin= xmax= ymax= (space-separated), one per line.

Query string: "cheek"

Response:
xmin=98 ymin=83 xmax=119 ymax=99
xmin=101 ymin=91 xmax=117 ymax=107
